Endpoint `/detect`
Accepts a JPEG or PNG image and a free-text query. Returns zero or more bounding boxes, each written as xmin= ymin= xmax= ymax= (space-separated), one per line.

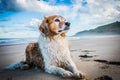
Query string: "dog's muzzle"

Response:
xmin=64 ymin=22 xmax=70 ymax=30
xmin=65 ymin=22 xmax=70 ymax=26
xmin=58 ymin=22 xmax=70 ymax=33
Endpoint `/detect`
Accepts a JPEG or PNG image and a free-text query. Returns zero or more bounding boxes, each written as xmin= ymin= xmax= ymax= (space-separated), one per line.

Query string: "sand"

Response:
xmin=0 ymin=36 xmax=120 ymax=80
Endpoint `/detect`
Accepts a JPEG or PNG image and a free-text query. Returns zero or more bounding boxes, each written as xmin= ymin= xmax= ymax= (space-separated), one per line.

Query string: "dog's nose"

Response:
xmin=65 ymin=22 xmax=70 ymax=26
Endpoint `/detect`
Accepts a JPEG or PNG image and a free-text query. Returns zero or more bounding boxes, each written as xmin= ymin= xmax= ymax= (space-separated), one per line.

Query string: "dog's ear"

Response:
xmin=39 ymin=18 xmax=49 ymax=35
xmin=39 ymin=25 xmax=49 ymax=36
xmin=44 ymin=16 xmax=49 ymax=23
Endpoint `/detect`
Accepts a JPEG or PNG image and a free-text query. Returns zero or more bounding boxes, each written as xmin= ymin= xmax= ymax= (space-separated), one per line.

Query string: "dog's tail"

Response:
xmin=4 ymin=61 xmax=29 ymax=70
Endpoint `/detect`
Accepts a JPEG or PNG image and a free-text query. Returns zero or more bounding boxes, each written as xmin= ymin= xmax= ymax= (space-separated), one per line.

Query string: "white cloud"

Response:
xmin=0 ymin=31 xmax=39 ymax=38
xmin=1 ymin=0 xmax=120 ymax=36
xmin=8 ymin=0 xmax=120 ymax=24
xmin=66 ymin=0 xmax=120 ymax=35
xmin=30 ymin=18 xmax=42 ymax=27
xmin=16 ymin=0 xmax=69 ymax=14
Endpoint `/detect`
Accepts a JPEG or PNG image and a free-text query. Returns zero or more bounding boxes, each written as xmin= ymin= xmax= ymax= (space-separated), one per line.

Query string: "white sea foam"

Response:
xmin=1 ymin=35 xmax=120 ymax=46
xmin=0 ymin=38 xmax=38 ymax=46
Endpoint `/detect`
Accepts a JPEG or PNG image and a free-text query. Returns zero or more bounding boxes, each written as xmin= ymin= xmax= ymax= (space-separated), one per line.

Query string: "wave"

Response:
xmin=0 ymin=38 xmax=38 ymax=46
xmin=1 ymin=35 xmax=119 ymax=46
xmin=0 ymin=37 xmax=80 ymax=46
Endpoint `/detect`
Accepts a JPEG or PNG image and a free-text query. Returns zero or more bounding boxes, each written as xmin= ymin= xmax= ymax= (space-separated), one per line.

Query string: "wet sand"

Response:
xmin=0 ymin=36 xmax=120 ymax=80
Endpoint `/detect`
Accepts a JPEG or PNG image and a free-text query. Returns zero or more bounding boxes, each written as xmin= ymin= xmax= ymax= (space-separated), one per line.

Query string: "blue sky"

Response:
xmin=43 ymin=0 xmax=73 ymax=5
xmin=0 ymin=0 xmax=120 ymax=38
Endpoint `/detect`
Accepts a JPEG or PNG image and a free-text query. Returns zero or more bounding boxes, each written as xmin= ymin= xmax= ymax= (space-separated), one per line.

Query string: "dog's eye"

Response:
xmin=55 ymin=19 xmax=60 ymax=22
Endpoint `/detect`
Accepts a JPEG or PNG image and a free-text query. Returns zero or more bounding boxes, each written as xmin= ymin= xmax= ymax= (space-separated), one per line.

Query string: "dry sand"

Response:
xmin=0 ymin=36 xmax=120 ymax=80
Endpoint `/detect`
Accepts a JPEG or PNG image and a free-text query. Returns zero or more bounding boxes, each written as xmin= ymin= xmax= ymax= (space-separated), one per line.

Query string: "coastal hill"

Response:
xmin=74 ymin=21 xmax=120 ymax=36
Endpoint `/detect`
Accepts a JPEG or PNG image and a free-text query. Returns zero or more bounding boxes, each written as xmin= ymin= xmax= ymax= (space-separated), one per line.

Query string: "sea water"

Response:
xmin=0 ymin=35 xmax=119 ymax=46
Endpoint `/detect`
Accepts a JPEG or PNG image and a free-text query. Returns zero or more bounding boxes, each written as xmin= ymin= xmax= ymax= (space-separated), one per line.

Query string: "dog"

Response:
xmin=25 ymin=15 xmax=84 ymax=78
xmin=6 ymin=15 xmax=84 ymax=79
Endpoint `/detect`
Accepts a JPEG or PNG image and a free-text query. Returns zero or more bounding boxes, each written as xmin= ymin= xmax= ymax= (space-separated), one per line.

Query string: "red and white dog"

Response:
xmin=7 ymin=15 xmax=84 ymax=79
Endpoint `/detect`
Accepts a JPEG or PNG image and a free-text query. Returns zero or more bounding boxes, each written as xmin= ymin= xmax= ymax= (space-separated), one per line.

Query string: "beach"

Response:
xmin=0 ymin=36 xmax=120 ymax=80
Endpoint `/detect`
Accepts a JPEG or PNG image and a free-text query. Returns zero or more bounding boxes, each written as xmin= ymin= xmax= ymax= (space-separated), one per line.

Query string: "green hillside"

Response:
xmin=75 ymin=21 xmax=120 ymax=36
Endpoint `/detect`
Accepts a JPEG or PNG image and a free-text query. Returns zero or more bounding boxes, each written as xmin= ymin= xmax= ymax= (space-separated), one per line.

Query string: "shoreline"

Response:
xmin=0 ymin=35 xmax=120 ymax=46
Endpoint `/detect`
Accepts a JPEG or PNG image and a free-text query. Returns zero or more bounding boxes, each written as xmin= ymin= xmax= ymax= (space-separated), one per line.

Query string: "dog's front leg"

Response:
xmin=66 ymin=59 xmax=84 ymax=79
xmin=45 ymin=66 xmax=73 ymax=77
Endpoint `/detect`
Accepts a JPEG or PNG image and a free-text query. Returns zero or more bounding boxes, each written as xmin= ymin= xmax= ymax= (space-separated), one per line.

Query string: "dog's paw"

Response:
xmin=73 ymin=71 xmax=85 ymax=79
xmin=20 ymin=64 xmax=30 ymax=70
xmin=62 ymin=71 xmax=73 ymax=78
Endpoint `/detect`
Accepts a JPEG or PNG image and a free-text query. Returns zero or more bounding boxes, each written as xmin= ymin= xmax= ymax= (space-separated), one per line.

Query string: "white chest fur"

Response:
xmin=38 ymin=34 xmax=71 ymax=67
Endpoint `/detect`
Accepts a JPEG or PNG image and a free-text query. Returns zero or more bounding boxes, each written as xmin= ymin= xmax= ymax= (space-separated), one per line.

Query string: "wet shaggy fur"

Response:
xmin=23 ymin=15 xmax=84 ymax=79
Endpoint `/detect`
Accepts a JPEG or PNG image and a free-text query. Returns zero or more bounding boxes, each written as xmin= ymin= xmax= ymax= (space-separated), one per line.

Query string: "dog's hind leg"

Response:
xmin=25 ymin=42 xmax=44 ymax=69
xmin=25 ymin=43 xmax=34 ymax=67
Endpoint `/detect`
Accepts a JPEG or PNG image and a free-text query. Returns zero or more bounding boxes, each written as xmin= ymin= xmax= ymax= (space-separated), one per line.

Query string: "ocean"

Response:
xmin=0 ymin=37 xmax=80 ymax=46
xmin=0 ymin=35 xmax=119 ymax=46
xmin=0 ymin=38 xmax=38 ymax=46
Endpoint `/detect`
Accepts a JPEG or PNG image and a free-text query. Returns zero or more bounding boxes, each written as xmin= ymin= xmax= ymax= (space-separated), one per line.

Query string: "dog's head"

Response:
xmin=39 ymin=15 xmax=70 ymax=38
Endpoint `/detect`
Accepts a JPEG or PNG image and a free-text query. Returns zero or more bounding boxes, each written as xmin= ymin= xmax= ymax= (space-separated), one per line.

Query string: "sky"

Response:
xmin=0 ymin=0 xmax=120 ymax=38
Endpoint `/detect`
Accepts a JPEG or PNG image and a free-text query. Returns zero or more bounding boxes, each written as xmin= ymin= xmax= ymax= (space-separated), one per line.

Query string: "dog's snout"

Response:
xmin=65 ymin=22 xmax=70 ymax=26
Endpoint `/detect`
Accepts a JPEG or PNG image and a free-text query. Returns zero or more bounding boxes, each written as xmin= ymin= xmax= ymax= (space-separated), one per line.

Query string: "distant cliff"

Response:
xmin=75 ymin=21 xmax=120 ymax=36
